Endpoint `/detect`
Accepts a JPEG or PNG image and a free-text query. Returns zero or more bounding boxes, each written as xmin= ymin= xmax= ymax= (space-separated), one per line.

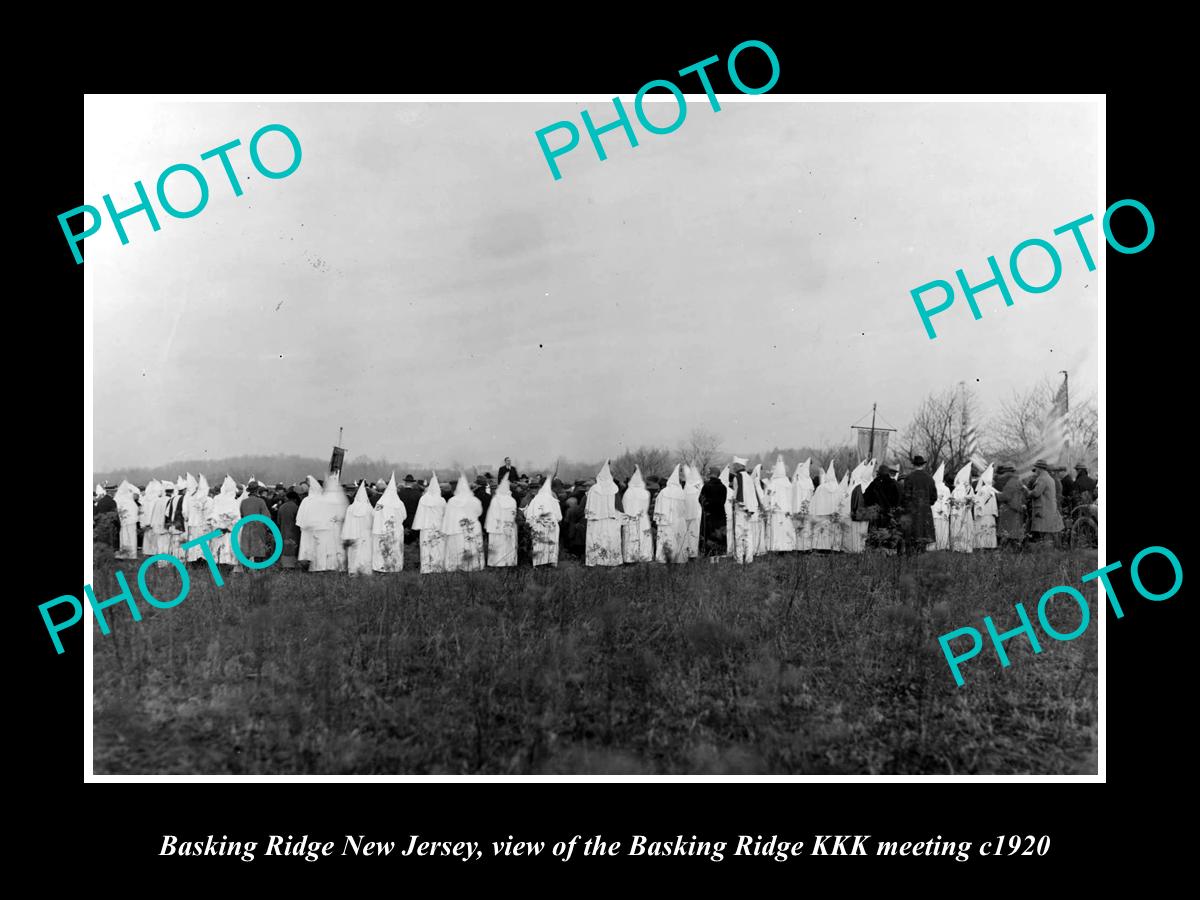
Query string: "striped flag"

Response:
xmin=959 ymin=384 xmax=987 ymax=471
xmin=1039 ymin=376 xmax=1070 ymax=466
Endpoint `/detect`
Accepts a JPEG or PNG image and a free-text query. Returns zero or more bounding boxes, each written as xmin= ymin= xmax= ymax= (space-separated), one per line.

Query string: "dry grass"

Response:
xmin=91 ymin=545 xmax=1098 ymax=775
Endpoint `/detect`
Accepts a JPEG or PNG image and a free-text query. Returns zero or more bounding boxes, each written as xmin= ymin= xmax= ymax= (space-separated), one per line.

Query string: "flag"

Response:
xmin=959 ymin=385 xmax=986 ymax=471
xmin=855 ymin=428 xmax=890 ymax=463
xmin=329 ymin=445 xmax=346 ymax=474
xmin=1039 ymin=376 xmax=1070 ymax=466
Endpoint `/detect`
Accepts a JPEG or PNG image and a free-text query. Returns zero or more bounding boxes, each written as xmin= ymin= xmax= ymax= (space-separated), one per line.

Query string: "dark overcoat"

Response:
xmin=900 ymin=468 xmax=937 ymax=544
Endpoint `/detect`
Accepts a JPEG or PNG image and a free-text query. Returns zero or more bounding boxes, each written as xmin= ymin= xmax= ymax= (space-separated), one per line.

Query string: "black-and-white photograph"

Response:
xmin=85 ymin=96 xmax=1099 ymax=776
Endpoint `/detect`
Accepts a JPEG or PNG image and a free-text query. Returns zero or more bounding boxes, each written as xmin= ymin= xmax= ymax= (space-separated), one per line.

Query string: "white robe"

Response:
xmin=443 ymin=484 xmax=484 ymax=573
xmin=728 ymin=471 xmax=759 ymax=564
xmin=212 ymin=477 xmax=242 ymax=567
xmin=413 ymin=482 xmax=447 ymax=574
xmin=372 ymin=480 xmax=406 ymax=573
xmin=115 ymin=486 xmax=139 ymax=560
xmin=621 ymin=478 xmax=653 ymax=564
xmin=485 ymin=489 xmax=518 ymax=568
xmin=764 ymin=476 xmax=796 ymax=552
xmin=683 ymin=470 xmax=702 ymax=559
xmin=341 ymin=486 xmax=374 ymax=576
xmin=974 ymin=486 xmax=998 ymax=549
xmin=526 ymin=481 xmax=562 ymax=568
xmin=310 ymin=480 xmax=349 ymax=572
xmin=584 ymin=487 xmax=622 ymax=567
xmin=810 ymin=473 xmax=842 ymax=552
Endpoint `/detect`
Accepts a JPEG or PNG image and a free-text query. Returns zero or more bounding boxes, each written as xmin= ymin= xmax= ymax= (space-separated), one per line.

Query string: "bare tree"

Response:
xmin=611 ymin=446 xmax=673 ymax=482
xmin=901 ymin=386 xmax=985 ymax=474
xmin=988 ymin=377 xmax=1098 ymax=466
xmin=677 ymin=428 xmax=723 ymax=474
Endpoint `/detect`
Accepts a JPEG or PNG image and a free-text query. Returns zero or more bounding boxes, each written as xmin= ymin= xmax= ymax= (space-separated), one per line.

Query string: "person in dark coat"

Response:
xmin=398 ymin=475 xmax=422 ymax=541
xmin=563 ymin=495 xmax=587 ymax=557
xmin=276 ymin=490 xmax=301 ymax=568
xmin=863 ymin=464 xmax=901 ymax=548
xmin=498 ymin=457 xmax=519 ymax=484
xmin=996 ymin=464 xmax=1026 ymax=548
xmin=1028 ymin=459 xmax=1063 ymax=543
xmin=699 ymin=467 xmax=728 ymax=548
xmin=238 ymin=485 xmax=274 ymax=562
xmin=1072 ymin=465 xmax=1097 ymax=505
xmin=900 ymin=456 xmax=937 ymax=552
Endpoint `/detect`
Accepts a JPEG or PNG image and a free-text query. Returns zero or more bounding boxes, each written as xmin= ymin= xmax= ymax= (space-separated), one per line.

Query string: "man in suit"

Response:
xmin=900 ymin=456 xmax=937 ymax=553
xmin=498 ymin=457 xmax=519 ymax=484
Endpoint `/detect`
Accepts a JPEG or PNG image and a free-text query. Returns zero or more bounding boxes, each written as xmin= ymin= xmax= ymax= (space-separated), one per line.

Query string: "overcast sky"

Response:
xmin=88 ymin=99 xmax=1098 ymax=471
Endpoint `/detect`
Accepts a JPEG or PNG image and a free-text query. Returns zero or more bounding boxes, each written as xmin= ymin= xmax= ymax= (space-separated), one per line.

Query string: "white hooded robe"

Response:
xmin=526 ymin=475 xmax=562 ymax=567
xmin=654 ymin=465 xmax=690 ymax=564
xmin=765 ymin=456 xmax=796 ymax=552
xmin=186 ymin=475 xmax=213 ymax=562
xmin=443 ymin=474 xmax=484 ymax=572
xmin=310 ymin=474 xmax=349 ymax=572
xmin=413 ymin=473 xmax=448 ymax=574
xmin=485 ymin=474 xmax=518 ymax=567
xmin=297 ymin=475 xmax=323 ymax=563
xmin=949 ymin=462 xmax=975 ymax=553
xmin=212 ymin=475 xmax=242 ymax=567
xmin=931 ymin=463 xmax=950 ymax=551
xmin=810 ymin=461 xmax=842 ymax=551
xmin=843 ymin=459 xmax=874 ymax=553
xmin=341 ymin=482 xmax=375 ymax=576
xmin=682 ymin=465 xmax=703 ymax=559
xmin=621 ymin=466 xmax=653 ymax=563
xmin=792 ymin=458 xmax=815 ymax=552
xmin=973 ymin=464 xmax=998 ymax=550
xmin=114 ymin=480 xmax=140 ymax=559
xmin=372 ymin=473 xmax=406 ymax=572
xmin=729 ymin=463 xmax=760 ymax=565
xmin=138 ymin=480 xmax=162 ymax=556
xmin=585 ymin=461 xmax=623 ymax=566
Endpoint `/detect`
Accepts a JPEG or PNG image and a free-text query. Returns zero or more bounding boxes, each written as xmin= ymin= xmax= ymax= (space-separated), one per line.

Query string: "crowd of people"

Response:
xmin=92 ymin=453 xmax=1098 ymax=576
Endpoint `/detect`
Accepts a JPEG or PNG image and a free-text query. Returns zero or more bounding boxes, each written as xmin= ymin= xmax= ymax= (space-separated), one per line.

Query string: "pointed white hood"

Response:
xmin=485 ymin=473 xmax=517 ymax=533
xmin=342 ymin=482 xmax=374 ymax=542
xmin=373 ymin=473 xmax=405 ymax=535
xmin=526 ymin=474 xmax=562 ymax=521
xmin=443 ymin=473 xmax=482 ymax=534
xmin=623 ymin=465 xmax=650 ymax=518
xmin=412 ymin=472 xmax=447 ymax=530
xmin=952 ymin=462 xmax=974 ymax=501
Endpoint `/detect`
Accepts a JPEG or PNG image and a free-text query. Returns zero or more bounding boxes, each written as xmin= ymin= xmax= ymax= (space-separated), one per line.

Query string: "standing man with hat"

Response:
xmin=1028 ymin=459 xmax=1064 ymax=545
xmin=899 ymin=456 xmax=937 ymax=554
xmin=996 ymin=463 xmax=1026 ymax=549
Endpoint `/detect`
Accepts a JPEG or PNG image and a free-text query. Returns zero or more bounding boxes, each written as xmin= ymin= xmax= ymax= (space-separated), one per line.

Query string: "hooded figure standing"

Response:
xmin=526 ymin=475 xmax=562 ymax=567
xmin=654 ymin=464 xmax=689 ymax=564
xmin=749 ymin=463 xmax=768 ymax=555
xmin=810 ymin=461 xmax=842 ymax=551
xmin=720 ymin=464 xmax=734 ymax=556
xmin=843 ymin=459 xmax=874 ymax=553
xmin=138 ymin=479 xmax=162 ymax=556
xmin=792 ymin=459 xmax=815 ymax=552
xmin=309 ymin=475 xmax=349 ymax=572
xmin=166 ymin=476 xmax=189 ymax=560
xmin=372 ymin=473 xmax=406 ymax=572
xmin=485 ymin=473 xmax=518 ymax=567
xmin=413 ymin=473 xmax=448 ymax=574
xmin=212 ymin=476 xmax=242 ymax=567
xmin=764 ymin=456 xmax=796 ymax=552
xmin=187 ymin=475 xmax=214 ymax=563
xmin=443 ymin=474 xmax=484 ymax=572
xmin=931 ymin=462 xmax=950 ymax=550
xmin=297 ymin=475 xmax=323 ymax=564
xmin=682 ymin=465 xmax=703 ymax=559
xmin=620 ymin=466 xmax=653 ymax=563
xmin=973 ymin=464 xmax=999 ymax=550
xmin=114 ymin=480 xmax=140 ymax=559
xmin=583 ymin=461 xmax=623 ymax=566
xmin=728 ymin=459 xmax=760 ymax=564
xmin=341 ymin=482 xmax=375 ymax=576
xmin=149 ymin=484 xmax=174 ymax=567
xmin=948 ymin=462 xmax=975 ymax=553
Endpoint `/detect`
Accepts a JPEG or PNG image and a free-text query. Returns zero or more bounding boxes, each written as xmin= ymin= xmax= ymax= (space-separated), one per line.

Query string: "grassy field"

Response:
xmin=92 ymin=544 xmax=1098 ymax=775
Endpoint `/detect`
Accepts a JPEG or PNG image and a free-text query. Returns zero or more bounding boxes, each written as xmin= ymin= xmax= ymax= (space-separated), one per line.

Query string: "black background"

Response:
xmin=17 ymin=22 xmax=1186 ymax=885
